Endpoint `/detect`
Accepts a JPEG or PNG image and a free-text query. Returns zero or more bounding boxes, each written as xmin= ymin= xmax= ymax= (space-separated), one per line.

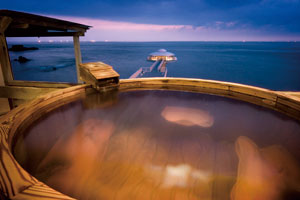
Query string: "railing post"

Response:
xmin=73 ymin=34 xmax=83 ymax=83
xmin=0 ymin=16 xmax=13 ymax=112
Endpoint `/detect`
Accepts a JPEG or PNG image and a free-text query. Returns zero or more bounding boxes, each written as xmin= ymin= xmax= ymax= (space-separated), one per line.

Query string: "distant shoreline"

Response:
xmin=6 ymin=40 xmax=300 ymax=44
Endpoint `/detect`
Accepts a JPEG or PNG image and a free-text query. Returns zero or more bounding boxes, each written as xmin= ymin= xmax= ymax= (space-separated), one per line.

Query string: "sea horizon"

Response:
xmin=7 ymin=40 xmax=300 ymax=43
xmin=7 ymin=41 xmax=300 ymax=91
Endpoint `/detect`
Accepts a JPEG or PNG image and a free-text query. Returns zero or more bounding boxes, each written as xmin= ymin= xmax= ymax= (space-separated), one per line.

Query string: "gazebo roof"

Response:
xmin=149 ymin=49 xmax=175 ymax=57
xmin=0 ymin=10 xmax=91 ymax=37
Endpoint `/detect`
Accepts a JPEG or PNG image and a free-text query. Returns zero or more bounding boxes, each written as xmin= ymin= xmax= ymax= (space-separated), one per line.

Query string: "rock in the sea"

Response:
xmin=40 ymin=66 xmax=57 ymax=72
xmin=9 ymin=45 xmax=38 ymax=51
xmin=14 ymin=56 xmax=30 ymax=63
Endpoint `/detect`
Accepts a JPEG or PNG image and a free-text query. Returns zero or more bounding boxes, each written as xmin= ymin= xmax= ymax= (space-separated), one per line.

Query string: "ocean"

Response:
xmin=8 ymin=41 xmax=300 ymax=91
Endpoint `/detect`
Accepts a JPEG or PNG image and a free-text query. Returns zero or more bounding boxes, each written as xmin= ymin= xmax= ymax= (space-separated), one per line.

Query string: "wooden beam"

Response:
xmin=0 ymin=98 xmax=10 ymax=115
xmin=9 ymin=23 xmax=29 ymax=29
xmin=7 ymin=80 xmax=78 ymax=88
xmin=0 ymin=34 xmax=13 ymax=83
xmin=0 ymin=16 xmax=13 ymax=84
xmin=0 ymin=54 xmax=10 ymax=114
xmin=0 ymin=16 xmax=12 ymax=32
xmin=5 ymin=30 xmax=84 ymax=37
xmin=0 ymin=61 xmax=5 ymax=86
xmin=281 ymin=92 xmax=300 ymax=99
xmin=0 ymin=16 xmax=13 ymax=112
xmin=73 ymin=34 xmax=82 ymax=83
xmin=11 ymin=17 xmax=88 ymax=33
xmin=0 ymin=86 xmax=59 ymax=100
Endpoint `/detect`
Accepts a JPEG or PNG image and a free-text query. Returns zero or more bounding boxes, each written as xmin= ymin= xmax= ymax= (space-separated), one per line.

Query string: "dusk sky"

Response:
xmin=3 ymin=0 xmax=300 ymax=41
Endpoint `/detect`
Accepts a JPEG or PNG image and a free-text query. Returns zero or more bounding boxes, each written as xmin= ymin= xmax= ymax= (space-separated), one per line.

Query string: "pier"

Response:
xmin=130 ymin=49 xmax=176 ymax=78
xmin=129 ymin=60 xmax=167 ymax=78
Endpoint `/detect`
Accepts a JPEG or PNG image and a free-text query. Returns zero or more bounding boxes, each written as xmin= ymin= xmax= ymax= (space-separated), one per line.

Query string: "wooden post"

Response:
xmin=73 ymin=34 xmax=82 ymax=83
xmin=0 ymin=16 xmax=13 ymax=113
xmin=0 ymin=65 xmax=10 ymax=114
xmin=0 ymin=16 xmax=13 ymax=84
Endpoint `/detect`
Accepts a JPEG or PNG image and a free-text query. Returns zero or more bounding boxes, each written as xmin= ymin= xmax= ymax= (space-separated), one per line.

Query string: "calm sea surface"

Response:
xmin=8 ymin=41 xmax=300 ymax=91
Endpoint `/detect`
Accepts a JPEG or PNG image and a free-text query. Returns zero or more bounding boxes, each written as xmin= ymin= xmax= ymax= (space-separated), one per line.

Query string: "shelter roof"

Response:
xmin=0 ymin=10 xmax=91 ymax=37
xmin=149 ymin=49 xmax=175 ymax=57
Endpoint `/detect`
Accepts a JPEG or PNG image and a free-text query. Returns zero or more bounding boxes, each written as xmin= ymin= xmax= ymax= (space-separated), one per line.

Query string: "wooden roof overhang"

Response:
xmin=0 ymin=10 xmax=92 ymax=114
xmin=0 ymin=10 xmax=91 ymax=37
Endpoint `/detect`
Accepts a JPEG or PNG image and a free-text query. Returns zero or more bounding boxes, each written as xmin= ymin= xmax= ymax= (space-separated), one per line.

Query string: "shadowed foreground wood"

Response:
xmin=0 ymin=84 xmax=90 ymax=199
xmin=0 ymin=78 xmax=299 ymax=199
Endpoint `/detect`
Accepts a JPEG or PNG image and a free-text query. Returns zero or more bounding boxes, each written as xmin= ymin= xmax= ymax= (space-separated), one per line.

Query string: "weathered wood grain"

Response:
xmin=80 ymin=62 xmax=119 ymax=91
xmin=0 ymin=84 xmax=90 ymax=199
xmin=0 ymin=86 xmax=58 ymax=100
xmin=73 ymin=35 xmax=82 ymax=83
xmin=7 ymin=80 xmax=77 ymax=88
xmin=11 ymin=183 xmax=74 ymax=200
xmin=0 ymin=17 xmax=13 ymax=84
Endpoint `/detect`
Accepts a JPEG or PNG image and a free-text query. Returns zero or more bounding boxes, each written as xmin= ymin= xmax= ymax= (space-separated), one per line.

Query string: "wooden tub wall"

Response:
xmin=0 ymin=78 xmax=299 ymax=199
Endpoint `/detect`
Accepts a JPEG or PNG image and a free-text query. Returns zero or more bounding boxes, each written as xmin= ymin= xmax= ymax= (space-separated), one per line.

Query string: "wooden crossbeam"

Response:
xmin=5 ymin=30 xmax=84 ymax=37
xmin=7 ymin=80 xmax=77 ymax=88
xmin=0 ymin=86 xmax=59 ymax=100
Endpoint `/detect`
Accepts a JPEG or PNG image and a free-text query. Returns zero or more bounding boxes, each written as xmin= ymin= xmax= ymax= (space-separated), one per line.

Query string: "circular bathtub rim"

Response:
xmin=0 ymin=78 xmax=299 ymax=199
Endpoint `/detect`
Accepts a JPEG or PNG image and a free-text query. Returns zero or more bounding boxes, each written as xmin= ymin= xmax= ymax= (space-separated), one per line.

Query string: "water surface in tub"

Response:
xmin=14 ymin=90 xmax=300 ymax=200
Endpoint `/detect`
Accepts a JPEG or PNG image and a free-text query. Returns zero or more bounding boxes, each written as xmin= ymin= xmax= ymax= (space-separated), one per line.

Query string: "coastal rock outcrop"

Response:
xmin=13 ymin=56 xmax=30 ymax=63
xmin=9 ymin=45 xmax=38 ymax=52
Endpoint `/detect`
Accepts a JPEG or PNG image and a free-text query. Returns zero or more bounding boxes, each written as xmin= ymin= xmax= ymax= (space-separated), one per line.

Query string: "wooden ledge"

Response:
xmin=119 ymin=78 xmax=300 ymax=120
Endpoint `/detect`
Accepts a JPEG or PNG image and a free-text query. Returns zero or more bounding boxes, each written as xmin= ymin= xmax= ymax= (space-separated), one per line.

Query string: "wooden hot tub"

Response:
xmin=1 ymin=78 xmax=300 ymax=200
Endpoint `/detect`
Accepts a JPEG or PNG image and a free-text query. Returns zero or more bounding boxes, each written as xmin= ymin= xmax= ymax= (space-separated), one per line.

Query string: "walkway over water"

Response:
xmin=130 ymin=60 xmax=167 ymax=78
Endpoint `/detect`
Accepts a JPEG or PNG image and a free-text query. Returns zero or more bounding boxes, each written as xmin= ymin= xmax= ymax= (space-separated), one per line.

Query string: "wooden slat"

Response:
xmin=9 ymin=23 xmax=29 ymax=29
xmin=229 ymin=84 xmax=276 ymax=101
xmin=0 ymin=86 xmax=58 ymax=100
xmin=275 ymin=102 xmax=300 ymax=120
xmin=281 ymin=92 xmax=300 ymax=100
xmin=276 ymin=92 xmax=300 ymax=112
xmin=129 ymin=67 xmax=143 ymax=79
xmin=5 ymin=30 xmax=84 ymax=37
xmin=120 ymin=78 xmax=230 ymax=90
xmin=7 ymin=80 xmax=77 ymax=88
